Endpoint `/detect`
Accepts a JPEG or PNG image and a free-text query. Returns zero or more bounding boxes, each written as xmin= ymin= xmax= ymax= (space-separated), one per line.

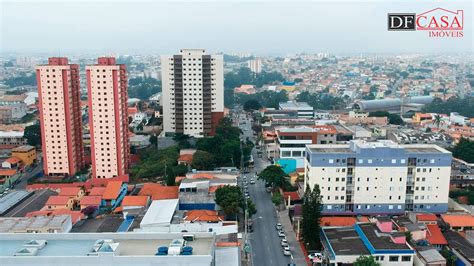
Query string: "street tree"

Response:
xmin=215 ymin=185 xmax=244 ymax=218
xmin=243 ymin=99 xmax=262 ymax=112
xmin=258 ymin=165 xmax=289 ymax=189
xmin=24 ymin=124 xmax=41 ymax=147
xmin=246 ymin=199 xmax=257 ymax=217
xmin=302 ymin=184 xmax=323 ymax=250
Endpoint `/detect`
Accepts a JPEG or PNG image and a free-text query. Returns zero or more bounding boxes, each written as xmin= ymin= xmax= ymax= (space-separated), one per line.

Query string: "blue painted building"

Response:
xmin=305 ymin=140 xmax=452 ymax=215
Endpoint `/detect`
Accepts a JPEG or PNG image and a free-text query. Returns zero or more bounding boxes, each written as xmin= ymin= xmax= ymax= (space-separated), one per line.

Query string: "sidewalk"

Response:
xmin=277 ymin=209 xmax=308 ymax=266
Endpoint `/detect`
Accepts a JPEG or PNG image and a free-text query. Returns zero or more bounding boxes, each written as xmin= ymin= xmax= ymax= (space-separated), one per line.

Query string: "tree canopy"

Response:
xmin=422 ymin=97 xmax=474 ymax=117
xmin=191 ymin=150 xmax=216 ymax=170
xmin=243 ymin=99 xmax=262 ymax=111
xmin=215 ymin=185 xmax=244 ymax=218
xmin=24 ymin=124 xmax=41 ymax=147
xmin=235 ymin=90 xmax=289 ymax=109
xmin=258 ymin=165 xmax=289 ymax=189
xmin=302 ymin=184 xmax=323 ymax=251
xmin=296 ymin=91 xmax=345 ymax=110
xmin=368 ymin=111 xmax=404 ymax=125
xmin=128 ymin=77 xmax=161 ymax=100
xmin=452 ymin=138 xmax=474 ymax=163
xmin=4 ymin=73 xmax=36 ymax=87
xmin=354 ymin=256 xmax=380 ymax=266
xmin=224 ymin=67 xmax=285 ymax=89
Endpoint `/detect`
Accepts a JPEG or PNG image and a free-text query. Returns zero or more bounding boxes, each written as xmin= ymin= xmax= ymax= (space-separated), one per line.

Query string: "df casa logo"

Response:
xmin=388 ymin=8 xmax=464 ymax=37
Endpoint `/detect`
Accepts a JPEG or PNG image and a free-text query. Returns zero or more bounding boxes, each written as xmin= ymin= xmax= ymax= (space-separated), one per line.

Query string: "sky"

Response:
xmin=1 ymin=0 xmax=472 ymax=55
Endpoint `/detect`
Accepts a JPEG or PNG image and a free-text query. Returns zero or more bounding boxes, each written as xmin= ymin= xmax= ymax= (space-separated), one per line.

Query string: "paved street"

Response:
xmin=237 ymin=113 xmax=304 ymax=266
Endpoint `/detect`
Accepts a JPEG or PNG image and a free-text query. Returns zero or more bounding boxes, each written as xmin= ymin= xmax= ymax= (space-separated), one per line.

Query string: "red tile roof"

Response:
xmin=45 ymin=196 xmax=72 ymax=206
xmin=417 ymin=214 xmax=437 ymax=222
xmin=122 ymin=196 xmax=148 ymax=207
xmin=426 ymin=224 xmax=448 ymax=245
xmin=283 ymin=191 xmax=300 ymax=201
xmin=175 ymin=176 xmax=186 ymax=183
xmin=58 ymin=187 xmax=82 ymax=197
xmin=138 ymin=183 xmax=178 ymax=200
xmin=441 ymin=214 xmax=474 ymax=228
xmin=216 ymin=242 xmax=240 ymax=247
xmin=191 ymin=173 xmax=214 ymax=179
xmin=5 ymin=157 xmax=21 ymax=164
xmin=185 ymin=210 xmax=224 ymax=222
xmin=80 ymin=196 xmax=102 ymax=206
xmin=0 ymin=169 xmax=17 ymax=176
xmin=88 ymin=187 xmax=106 ymax=196
xmin=102 ymin=181 xmax=123 ymax=200
xmin=178 ymin=154 xmax=193 ymax=164
xmin=320 ymin=217 xmax=357 ymax=227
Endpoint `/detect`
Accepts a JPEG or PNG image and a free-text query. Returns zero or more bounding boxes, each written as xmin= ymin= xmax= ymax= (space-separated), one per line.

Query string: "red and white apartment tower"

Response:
xmin=86 ymin=57 xmax=130 ymax=179
xmin=36 ymin=57 xmax=84 ymax=177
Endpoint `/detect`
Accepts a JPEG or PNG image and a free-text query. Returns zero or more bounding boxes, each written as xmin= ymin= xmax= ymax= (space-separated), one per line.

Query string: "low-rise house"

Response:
xmin=138 ymin=183 xmax=179 ymax=201
xmin=43 ymin=196 xmax=74 ymax=211
xmin=58 ymin=187 xmax=85 ymax=202
xmin=79 ymin=196 xmax=102 ymax=210
xmin=1 ymin=157 xmax=21 ymax=169
xmin=443 ymin=230 xmax=474 ymax=265
xmin=441 ymin=214 xmax=474 ymax=232
xmin=121 ymin=195 xmax=149 ymax=211
xmin=414 ymin=248 xmax=446 ymax=266
xmin=393 ymin=216 xmax=427 ymax=241
xmin=425 ymin=224 xmax=448 ymax=250
xmin=102 ymin=181 xmax=128 ymax=209
xmin=184 ymin=210 xmax=224 ymax=223
xmin=415 ymin=214 xmax=438 ymax=225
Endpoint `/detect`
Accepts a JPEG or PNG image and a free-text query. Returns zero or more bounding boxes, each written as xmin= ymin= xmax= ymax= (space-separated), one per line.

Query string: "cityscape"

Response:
xmin=0 ymin=1 xmax=473 ymax=266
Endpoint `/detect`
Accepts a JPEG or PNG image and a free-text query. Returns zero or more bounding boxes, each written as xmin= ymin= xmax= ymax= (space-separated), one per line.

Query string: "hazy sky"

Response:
xmin=1 ymin=0 xmax=472 ymax=55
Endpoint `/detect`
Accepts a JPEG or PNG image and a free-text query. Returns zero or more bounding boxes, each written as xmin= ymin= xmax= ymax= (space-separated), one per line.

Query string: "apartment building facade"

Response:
xmin=162 ymin=49 xmax=224 ymax=138
xmin=305 ymin=140 xmax=452 ymax=215
xmin=36 ymin=57 xmax=84 ymax=177
xmin=86 ymin=57 xmax=129 ymax=179
xmin=276 ymin=125 xmax=337 ymax=159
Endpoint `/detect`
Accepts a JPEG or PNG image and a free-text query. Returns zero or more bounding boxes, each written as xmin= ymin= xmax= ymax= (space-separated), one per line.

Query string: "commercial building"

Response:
xmin=0 ymin=232 xmax=219 ymax=266
xmin=11 ymin=145 xmax=36 ymax=166
xmin=247 ymin=58 xmax=262 ymax=73
xmin=305 ymin=140 xmax=452 ymax=215
xmin=279 ymin=101 xmax=314 ymax=118
xmin=276 ymin=125 xmax=337 ymax=159
xmin=86 ymin=57 xmax=130 ymax=179
xmin=321 ymin=223 xmax=415 ymax=265
xmin=0 ymin=95 xmax=27 ymax=122
xmin=36 ymin=57 xmax=84 ymax=177
xmin=162 ymin=49 xmax=224 ymax=138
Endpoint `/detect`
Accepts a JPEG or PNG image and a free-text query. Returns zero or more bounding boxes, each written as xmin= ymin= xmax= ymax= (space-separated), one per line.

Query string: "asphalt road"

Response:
xmin=237 ymin=114 xmax=292 ymax=266
xmin=16 ymin=161 xmax=43 ymax=190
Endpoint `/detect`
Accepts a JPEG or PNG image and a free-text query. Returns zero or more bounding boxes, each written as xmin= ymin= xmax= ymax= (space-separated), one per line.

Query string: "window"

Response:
xmin=368 ymin=159 xmax=373 ymax=164
xmin=328 ymin=159 xmax=334 ymax=164
xmin=401 ymin=256 xmax=411 ymax=262
xmin=392 ymin=159 xmax=396 ymax=164
xmin=389 ymin=256 xmax=399 ymax=262
xmin=388 ymin=205 xmax=393 ymax=209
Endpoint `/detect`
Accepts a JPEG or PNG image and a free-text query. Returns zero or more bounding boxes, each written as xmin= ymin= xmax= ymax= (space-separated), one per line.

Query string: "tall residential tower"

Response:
xmin=36 ymin=57 xmax=84 ymax=177
xmin=162 ymin=49 xmax=224 ymax=137
xmin=86 ymin=57 xmax=129 ymax=179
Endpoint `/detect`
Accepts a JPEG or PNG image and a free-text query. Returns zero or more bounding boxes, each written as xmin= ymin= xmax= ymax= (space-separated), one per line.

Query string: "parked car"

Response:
xmin=281 ymin=239 xmax=289 ymax=247
xmin=283 ymin=246 xmax=291 ymax=256
xmin=266 ymin=187 xmax=272 ymax=193
xmin=308 ymin=253 xmax=323 ymax=262
xmin=278 ymin=231 xmax=286 ymax=237
xmin=250 ymin=179 xmax=255 ymax=184
xmin=276 ymin=223 xmax=282 ymax=230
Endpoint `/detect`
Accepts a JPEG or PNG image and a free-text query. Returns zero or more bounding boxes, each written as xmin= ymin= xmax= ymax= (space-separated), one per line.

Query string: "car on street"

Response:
xmin=266 ymin=187 xmax=272 ymax=193
xmin=308 ymin=253 xmax=323 ymax=261
xmin=281 ymin=238 xmax=288 ymax=247
xmin=246 ymin=195 xmax=250 ymax=199
xmin=278 ymin=230 xmax=285 ymax=237
xmin=283 ymin=246 xmax=291 ymax=256
xmin=276 ymin=223 xmax=282 ymax=230
xmin=250 ymin=179 xmax=255 ymax=184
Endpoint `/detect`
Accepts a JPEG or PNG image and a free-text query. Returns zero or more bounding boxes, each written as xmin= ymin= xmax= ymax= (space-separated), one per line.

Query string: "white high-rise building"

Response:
xmin=305 ymin=140 xmax=452 ymax=215
xmin=162 ymin=49 xmax=224 ymax=138
xmin=247 ymin=59 xmax=262 ymax=73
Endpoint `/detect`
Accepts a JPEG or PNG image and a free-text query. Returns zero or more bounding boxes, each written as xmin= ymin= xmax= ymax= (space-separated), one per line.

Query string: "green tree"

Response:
xmin=173 ymin=133 xmax=192 ymax=149
xmin=296 ymin=91 xmax=344 ymax=110
xmin=452 ymin=138 xmax=474 ymax=163
xmin=354 ymin=256 xmax=380 ymax=266
xmin=434 ymin=114 xmax=442 ymax=128
xmin=271 ymin=191 xmax=283 ymax=206
xmin=258 ymin=165 xmax=289 ymax=189
xmin=24 ymin=124 xmax=41 ymax=147
xmin=191 ymin=150 xmax=216 ymax=170
xmin=215 ymin=185 xmax=244 ymax=218
xmin=302 ymin=184 xmax=322 ymax=250
xmin=246 ymin=199 xmax=257 ymax=217
xmin=243 ymin=99 xmax=262 ymax=112
xmin=128 ymin=77 xmax=161 ymax=100
xmin=422 ymin=97 xmax=474 ymax=118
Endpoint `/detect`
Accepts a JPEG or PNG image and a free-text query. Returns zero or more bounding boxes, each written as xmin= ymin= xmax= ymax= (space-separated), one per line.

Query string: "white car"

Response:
xmin=308 ymin=253 xmax=323 ymax=262
xmin=281 ymin=239 xmax=288 ymax=247
xmin=283 ymin=246 xmax=291 ymax=256
xmin=275 ymin=223 xmax=282 ymax=230
xmin=250 ymin=179 xmax=255 ymax=184
xmin=278 ymin=231 xmax=285 ymax=237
